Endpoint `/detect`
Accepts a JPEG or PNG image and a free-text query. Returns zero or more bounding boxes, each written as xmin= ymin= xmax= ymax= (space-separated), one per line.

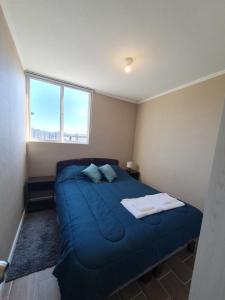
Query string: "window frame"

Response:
xmin=26 ymin=72 xmax=92 ymax=144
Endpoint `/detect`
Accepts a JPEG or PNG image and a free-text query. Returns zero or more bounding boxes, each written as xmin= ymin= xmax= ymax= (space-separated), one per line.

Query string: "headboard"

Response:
xmin=56 ymin=158 xmax=119 ymax=175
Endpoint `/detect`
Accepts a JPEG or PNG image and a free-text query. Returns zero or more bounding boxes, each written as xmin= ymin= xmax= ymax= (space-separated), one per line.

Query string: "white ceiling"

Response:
xmin=1 ymin=0 xmax=225 ymax=103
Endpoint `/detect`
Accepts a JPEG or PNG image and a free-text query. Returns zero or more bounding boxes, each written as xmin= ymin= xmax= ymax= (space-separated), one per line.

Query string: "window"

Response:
xmin=27 ymin=74 xmax=91 ymax=144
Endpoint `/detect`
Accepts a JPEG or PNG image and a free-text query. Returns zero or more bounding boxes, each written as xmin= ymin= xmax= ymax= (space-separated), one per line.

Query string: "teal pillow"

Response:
xmin=99 ymin=164 xmax=117 ymax=183
xmin=82 ymin=163 xmax=102 ymax=183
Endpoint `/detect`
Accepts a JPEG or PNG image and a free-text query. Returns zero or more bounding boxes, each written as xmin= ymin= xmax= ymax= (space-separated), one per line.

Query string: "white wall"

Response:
xmin=189 ymin=99 xmax=225 ymax=300
xmin=0 ymin=5 xmax=26 ymax=259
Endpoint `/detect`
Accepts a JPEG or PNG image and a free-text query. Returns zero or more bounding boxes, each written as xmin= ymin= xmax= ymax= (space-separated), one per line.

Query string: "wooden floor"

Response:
xmin=3 ymin=246 xmax=196 ymax=300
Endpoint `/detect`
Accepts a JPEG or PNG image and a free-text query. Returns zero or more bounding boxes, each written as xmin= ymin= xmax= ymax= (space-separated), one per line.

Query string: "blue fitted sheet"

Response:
xmin=53 ymin=165 xmax=202 ymax=300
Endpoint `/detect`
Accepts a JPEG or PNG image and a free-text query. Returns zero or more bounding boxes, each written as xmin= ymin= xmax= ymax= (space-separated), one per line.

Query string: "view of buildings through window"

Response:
xmin=29 ymin=77 xmax=90 ymax=143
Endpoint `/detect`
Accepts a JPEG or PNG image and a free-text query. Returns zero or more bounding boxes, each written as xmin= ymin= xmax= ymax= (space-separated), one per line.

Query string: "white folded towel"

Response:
xmin=121 ymin=193 xmax=184 ymax=219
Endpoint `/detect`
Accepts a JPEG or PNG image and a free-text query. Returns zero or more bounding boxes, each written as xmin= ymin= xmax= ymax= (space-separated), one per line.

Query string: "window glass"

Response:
xmin=28 ymin=77 xmax=91 ymax=144
xmin=30 ymin=79 xmax=60 ymax=141
xmin=64 ymin=87 xmax=89 ymax=143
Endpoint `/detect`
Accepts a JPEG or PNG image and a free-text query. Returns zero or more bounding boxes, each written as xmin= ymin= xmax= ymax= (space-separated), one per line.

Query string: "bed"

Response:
xmin=53 ymin=158 xmax=202 ymax=300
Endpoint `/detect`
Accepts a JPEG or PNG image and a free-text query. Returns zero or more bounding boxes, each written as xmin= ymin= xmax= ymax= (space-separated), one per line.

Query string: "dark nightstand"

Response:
xmin=26 ymin=176 xmax=55 ymax=212
xmin=125 ymin=169 xmax=140 ymax=180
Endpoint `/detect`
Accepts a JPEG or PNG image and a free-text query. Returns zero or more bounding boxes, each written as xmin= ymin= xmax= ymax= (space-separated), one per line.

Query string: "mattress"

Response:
xmin=53 ymin=165 xmax=202 ymax=300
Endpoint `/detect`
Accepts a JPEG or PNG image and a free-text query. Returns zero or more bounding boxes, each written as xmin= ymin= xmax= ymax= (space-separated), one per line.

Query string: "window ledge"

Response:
xmin=27 ymin=140 xmax=89 ymax=145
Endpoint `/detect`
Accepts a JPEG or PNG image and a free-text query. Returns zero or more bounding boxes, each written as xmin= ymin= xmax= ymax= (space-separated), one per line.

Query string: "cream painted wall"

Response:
xmin=27 ymin=92 xmax=137 ymax=177
xmin=133 ymin=75 xmax=225 ymax=210
xmin=0 ymin=6 xmax=26 ymax=258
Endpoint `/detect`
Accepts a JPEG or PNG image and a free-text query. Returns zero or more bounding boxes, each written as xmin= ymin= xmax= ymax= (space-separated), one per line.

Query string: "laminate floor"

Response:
xmin=3 ymin=246 xmax=196 ymax=300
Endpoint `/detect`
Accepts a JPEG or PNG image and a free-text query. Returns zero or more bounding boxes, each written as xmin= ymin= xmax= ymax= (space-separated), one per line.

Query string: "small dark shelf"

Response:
xmin=125 ymin=169 xmax=140 ymax=180
xmin=29 ymin=189 xmax=54 ymax=200
xmin=26 ymin=176 xmax=55 ymax=212
xmin=27 ymin=176 xmax=55 ymax=183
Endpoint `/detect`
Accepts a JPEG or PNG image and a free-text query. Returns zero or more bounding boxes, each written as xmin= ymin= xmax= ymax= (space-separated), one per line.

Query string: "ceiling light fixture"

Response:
xmin=124 ymin=57 xmax=134 ymax=73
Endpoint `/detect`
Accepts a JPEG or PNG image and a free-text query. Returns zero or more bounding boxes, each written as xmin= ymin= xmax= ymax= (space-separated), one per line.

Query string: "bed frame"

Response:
xmin=110 ymin=239 xmax=196 ymax=296
xmin=56 ymin=157 xmax=119 ymax=175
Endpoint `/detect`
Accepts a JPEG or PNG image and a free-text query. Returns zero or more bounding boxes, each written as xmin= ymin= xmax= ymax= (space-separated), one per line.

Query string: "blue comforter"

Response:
xmin=53 ymin=165 xmax=202 ymax=300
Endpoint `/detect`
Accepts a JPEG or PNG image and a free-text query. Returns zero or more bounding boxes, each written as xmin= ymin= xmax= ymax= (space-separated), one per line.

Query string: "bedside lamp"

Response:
xmin=126 ymin=161 xmax=134 ymax=171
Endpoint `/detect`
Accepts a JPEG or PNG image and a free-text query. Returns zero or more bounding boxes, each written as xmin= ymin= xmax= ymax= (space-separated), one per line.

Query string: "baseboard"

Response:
xmin=7 ymin=210 xmax=25 ymax=264
xmin=0 ymin=210 xmax=25 ymax=299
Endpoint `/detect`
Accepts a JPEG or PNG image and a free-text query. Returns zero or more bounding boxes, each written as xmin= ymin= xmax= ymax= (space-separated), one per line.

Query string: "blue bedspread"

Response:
xmin=53 ymin=165 xmax=202 ymax=300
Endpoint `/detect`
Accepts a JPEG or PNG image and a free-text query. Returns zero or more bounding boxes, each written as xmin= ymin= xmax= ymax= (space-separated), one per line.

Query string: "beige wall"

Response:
xmin=0 ymin=6 xmax=26 ymax=258
xmin=27 ymin=92 xmax=137 ymax=177
xmin=133 ymin=75 xmax=225 ymax=210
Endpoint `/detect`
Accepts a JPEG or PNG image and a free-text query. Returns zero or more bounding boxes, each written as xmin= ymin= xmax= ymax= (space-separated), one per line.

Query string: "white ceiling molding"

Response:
xmin=0 ymin=0 xmax=24 ymax=66
xmin=95 ymin=90 xmax=138 ymax=104
xmin=25 ymin=71 xmax=93 ymax=93
xmin=139 ymin=69 xmax=225 ymax=104
xmin=25 ymin=70 xmax=138 ymax=103
xmin=1 ymin=0 xmax=225 ymax=103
